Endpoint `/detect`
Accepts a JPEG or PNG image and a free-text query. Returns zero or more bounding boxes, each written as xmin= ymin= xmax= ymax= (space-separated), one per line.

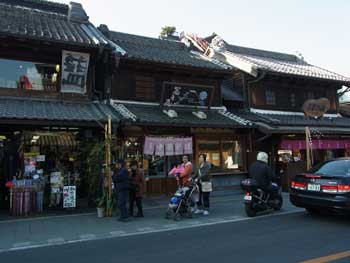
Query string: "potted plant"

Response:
xmin=96 ymin=192 xmax=106 ymax=218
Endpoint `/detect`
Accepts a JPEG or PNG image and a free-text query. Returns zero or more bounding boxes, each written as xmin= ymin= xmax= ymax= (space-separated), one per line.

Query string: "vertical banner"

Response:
xmin=63 ymin=186 xmax=76 ymax=208
xmin=183 ymin=137 xmax=193 ymax=154
xmin=144 ymin=137 xmax=155 ymax=155
xmin=61 ymin=50 xmax=90 ymax=94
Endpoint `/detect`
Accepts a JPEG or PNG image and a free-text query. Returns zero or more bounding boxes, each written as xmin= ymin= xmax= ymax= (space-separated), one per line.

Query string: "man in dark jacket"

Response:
xmin=129 ymin=160 xmax=144 ymax=218
xmin=249 ymin=152 xmax=273 ymax=193
xmin=114 ymin=159 xmax=130 ymax=222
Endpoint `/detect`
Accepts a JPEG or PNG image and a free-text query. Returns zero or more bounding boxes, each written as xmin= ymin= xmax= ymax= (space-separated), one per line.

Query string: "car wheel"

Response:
xmin=306 ymin=208 xmax=321 ymax=215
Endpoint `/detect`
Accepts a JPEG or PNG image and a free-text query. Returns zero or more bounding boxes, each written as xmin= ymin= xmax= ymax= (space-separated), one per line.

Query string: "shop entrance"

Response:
xmin=0 ymin=130 xmax=95 ymax=217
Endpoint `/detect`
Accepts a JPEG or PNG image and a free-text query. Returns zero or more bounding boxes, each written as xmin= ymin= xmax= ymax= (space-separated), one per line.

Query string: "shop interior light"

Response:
xmin=31 ymin=139 xmax=37 ymax=144
xmin=32 ymin=135 xmax=40 ymax=140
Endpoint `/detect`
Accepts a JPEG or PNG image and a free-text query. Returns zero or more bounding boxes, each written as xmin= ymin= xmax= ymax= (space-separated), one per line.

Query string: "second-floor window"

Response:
xmin=0 ymin=58 xmax=59 ymax=92
xmin=265 ymin=88 xmax=276 ymax=105
xmin=135 ymin=75 xmax=155 ymax=100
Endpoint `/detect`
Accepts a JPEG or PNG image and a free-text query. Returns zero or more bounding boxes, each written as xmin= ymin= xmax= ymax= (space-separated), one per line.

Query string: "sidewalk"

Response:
xmin=0 ymin=192 xmax=300 ymax=252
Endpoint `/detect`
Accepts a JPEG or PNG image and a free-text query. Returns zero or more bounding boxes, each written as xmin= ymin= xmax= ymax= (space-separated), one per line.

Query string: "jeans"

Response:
xmin=117 ymin=190 xmax=129 ymax=219
xmin=129 ymin=190 xmax=143 ymax=216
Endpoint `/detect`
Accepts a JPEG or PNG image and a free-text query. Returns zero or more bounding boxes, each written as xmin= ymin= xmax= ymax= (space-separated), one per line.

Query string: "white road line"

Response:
xmin=79 ymin=234 xmax=96 ymax=240
xmin=47 ymin=238 xmax=65 ymax=244
xmin=162 ymin=224 xmax=179 ymax=228
xmin=110 ymin=230 xmax=126 ymax=236
xmin=12 ymin=242 xmax=32 ymax=248
xmin=137 ymin=227 xmax=154 ymax=232
xmin=2 ymin=209 xmax=304 ymax=254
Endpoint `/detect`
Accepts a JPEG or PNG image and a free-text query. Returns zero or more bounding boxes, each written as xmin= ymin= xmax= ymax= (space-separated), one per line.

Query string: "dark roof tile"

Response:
xmin=109 ymin=31 xmax=230 ymax=71
xmin=0 ymin=98 xmax=120 ymax=123
xmin=0 ymin=0 xmax=107 ymax=47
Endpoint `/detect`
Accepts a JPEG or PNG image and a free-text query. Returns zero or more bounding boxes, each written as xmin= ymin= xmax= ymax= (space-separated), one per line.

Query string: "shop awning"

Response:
xmin=0 ymin=98 xmax=120 ymax=125
xmin=280 ymin=139 xmax=350 ymax=150
xmin=24 ymin=133 xmax=78 ymax=147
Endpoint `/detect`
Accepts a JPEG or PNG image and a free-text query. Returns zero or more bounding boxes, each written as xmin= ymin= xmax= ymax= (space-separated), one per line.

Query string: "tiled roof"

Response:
xmin=111 ymin=102 xmax=252 ymax=128
xmin=107 ymin=31 xmax=231 ymax=71
xmin=0 ymin=0 xmax=108 ymax=47
xmin=224 ymin=44 xmax=350 ymax=83
xmin=236 ymin=109 xmax=350 ymax=133
xmin=0 ymin=98 xmax=119 ymax=123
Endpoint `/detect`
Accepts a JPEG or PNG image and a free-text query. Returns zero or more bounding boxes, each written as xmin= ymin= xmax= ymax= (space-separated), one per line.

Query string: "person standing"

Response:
xmin=129 ymin=160 xmax=144 ymax=217
xmin=194 ymin=154 xmax=212 ymax=215
xmin=179 ymin=155 xmax=193 ymax=187
xmin=114 ymin=159 xmax=130 ymax=222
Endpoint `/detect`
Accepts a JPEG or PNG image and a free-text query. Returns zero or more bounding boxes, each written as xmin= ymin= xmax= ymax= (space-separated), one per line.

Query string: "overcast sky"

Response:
xmin=57 ymin=0 xmax=349 ymax=77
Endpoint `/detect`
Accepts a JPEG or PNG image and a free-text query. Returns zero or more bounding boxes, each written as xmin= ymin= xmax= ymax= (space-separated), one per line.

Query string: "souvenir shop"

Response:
xmin=116 ymin=124 xmax=248 ymax=195
xmin=0 ymin=129 xmax=97 ymax=216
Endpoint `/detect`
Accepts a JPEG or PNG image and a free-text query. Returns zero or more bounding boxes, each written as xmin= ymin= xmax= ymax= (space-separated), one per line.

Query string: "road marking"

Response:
xmin=1 ymin=209 xmax=303 ymax=254
xmin=47 ymin=238 xmax=65 ymax=244
xmin=162 ymin=224 xmax=179 ymax=228
xmin=13 ymin=242 xmax=32 ymax=248
xmin=137 ymin=227 xmax=154 ymax=232
xmin=300 ymin=251 xmax=350 ymax=263
xmin=110 ymin=230 xmax=126 ymax=236
xmin=79 ymin=234 xmax=96 ymax=240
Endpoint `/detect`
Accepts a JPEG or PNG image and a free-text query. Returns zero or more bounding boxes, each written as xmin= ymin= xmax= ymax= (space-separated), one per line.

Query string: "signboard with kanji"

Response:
xmin=63 ymin=186 xmax=76 ymax=208
xmin=61 ymin=50 xmax=90 ymax=94
xmin=161 ymin=82 xmax=214 ymax=107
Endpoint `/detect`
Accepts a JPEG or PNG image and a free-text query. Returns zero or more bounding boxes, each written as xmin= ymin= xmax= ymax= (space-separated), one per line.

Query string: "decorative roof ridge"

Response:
xmin=0 ymin=0 xmax=68 ymax=15
xmin=109 ymin=30 xmax=186 ymax=50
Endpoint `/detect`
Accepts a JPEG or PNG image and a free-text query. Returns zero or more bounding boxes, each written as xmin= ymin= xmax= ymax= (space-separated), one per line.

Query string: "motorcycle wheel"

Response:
xmin=272 ymin=196 xmax=283 ymax=211
xmin=245 ymin=203 xmax=257 ymax=217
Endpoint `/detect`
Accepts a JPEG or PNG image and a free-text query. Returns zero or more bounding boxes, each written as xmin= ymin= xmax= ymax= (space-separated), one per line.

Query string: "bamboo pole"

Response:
xmin=305 ymin=127 xmax=312 ymax=170
xmin=105 ymin=115 xmax=112 ymax=217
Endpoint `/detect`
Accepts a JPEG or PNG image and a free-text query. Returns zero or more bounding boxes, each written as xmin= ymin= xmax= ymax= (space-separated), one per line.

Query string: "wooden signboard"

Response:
xmin=161 ymin=82 xmax=214 ymax=107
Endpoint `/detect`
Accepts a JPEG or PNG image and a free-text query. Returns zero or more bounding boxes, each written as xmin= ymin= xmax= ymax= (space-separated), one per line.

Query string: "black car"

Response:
xmin=290 ymin=158 xmax=350 ymax=214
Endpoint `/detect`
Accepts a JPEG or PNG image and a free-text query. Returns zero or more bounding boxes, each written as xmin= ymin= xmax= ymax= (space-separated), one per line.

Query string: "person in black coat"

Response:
xmin=249 ymin=152 xmax=273 ymax=193
xmin=114 ymin=159 xmax=130 ymax=222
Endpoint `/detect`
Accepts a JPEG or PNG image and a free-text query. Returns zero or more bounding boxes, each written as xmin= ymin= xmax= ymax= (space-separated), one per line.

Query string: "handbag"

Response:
xmin=201 ymin=181 xmax=212 ymax=192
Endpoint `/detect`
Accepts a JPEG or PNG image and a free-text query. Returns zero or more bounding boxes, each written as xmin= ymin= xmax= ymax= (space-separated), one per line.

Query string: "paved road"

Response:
xmin=0 ymin=193 xmax=298 ymax=252
xmin=2 ymin=210 xmax=350 ymax=263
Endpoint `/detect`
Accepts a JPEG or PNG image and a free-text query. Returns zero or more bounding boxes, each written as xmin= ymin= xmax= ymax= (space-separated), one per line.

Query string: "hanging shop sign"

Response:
xmin=144 ymin=137 xmax=193 ymax=156
xmin=302 ymin=98 xmax=330 ymax=118
xmin=161 ymin=82 xmax=213 ymax=107
xmin=280 ymin=139 xmax=350 ymax=150
xmin=61 ymin=50 xmax=90 ymax=94
xmin=63 ymin=186 xmax=76 ymax=208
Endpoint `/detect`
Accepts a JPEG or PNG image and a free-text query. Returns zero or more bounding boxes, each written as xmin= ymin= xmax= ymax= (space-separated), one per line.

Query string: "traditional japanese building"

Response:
xmin=0 ymin=0 xmax=119 ymax=214
xmin=183 ymin=33 xmax=350 ymax=189
xmin=98 ymin=26 xmax=254 ymax=195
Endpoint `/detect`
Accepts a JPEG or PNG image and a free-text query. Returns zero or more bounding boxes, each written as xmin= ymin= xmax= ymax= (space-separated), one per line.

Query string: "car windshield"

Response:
xmin=310 ymin=159 xmax=350 ymax=177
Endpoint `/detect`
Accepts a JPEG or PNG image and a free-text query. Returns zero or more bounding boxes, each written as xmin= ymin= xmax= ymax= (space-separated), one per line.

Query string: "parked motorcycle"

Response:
xmin=240 ymin=178 xmax=283 ymax=217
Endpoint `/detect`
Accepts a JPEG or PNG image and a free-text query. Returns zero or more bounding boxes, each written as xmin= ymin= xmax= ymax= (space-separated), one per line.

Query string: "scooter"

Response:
xmin=241 ymin=178 xmax=283 ymax=217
